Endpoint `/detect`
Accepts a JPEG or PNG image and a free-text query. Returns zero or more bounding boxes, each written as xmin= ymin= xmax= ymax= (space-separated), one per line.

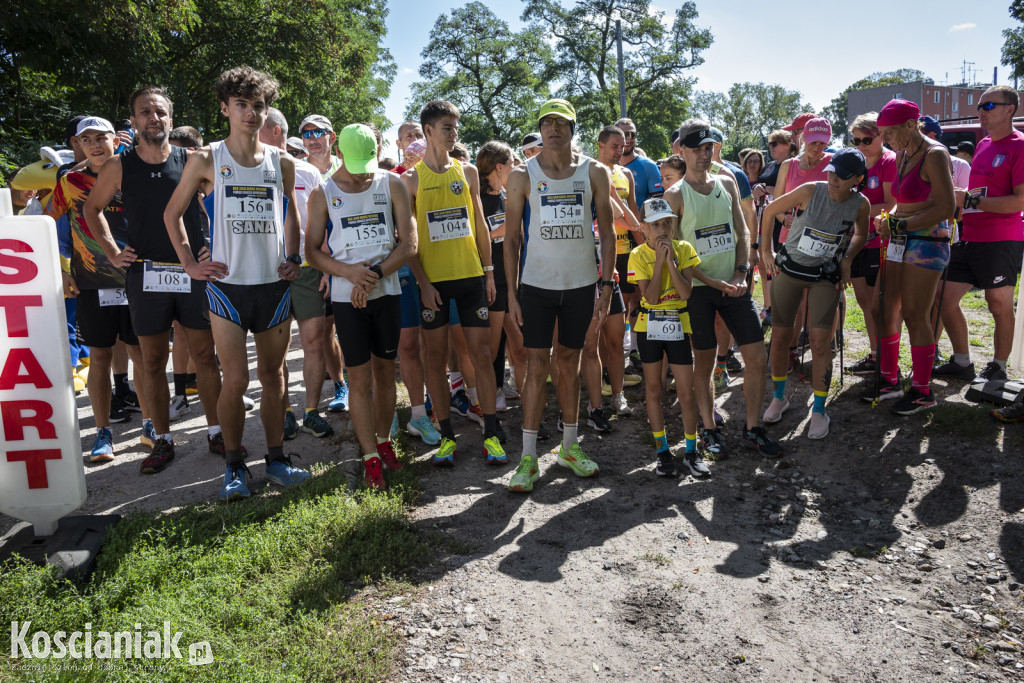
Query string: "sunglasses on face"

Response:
xmin=851 ymin=136 xmax=876 ymax=146
xmin=287 ymin=149 xmax=305 ymax=158
xmin=622 ymin=131 xmax=637 ymax=139
xmin=301 ymin=128 xmax=330 ymax=139
xmin=978 ymin=101 xmax=1014 ymax=111
xmin=769 ymin=141 xmax=785 ymax=147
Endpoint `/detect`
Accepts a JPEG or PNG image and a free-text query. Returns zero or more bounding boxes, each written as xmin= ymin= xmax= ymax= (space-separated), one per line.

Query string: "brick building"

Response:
xmin=847 ymin=81 xmax=1024 ymax=123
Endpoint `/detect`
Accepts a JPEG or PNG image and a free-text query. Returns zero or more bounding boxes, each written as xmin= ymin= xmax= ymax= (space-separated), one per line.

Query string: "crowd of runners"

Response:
xmin=14 ymin=64 xmax=1024 ymax=499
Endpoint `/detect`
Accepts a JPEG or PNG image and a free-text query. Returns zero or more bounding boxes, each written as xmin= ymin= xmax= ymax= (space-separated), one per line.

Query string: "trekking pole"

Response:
xmin=799 ymin=292 xmax=809 ymax=382
xmin=838 ymin=292 xmax=846 ymax=388
xmin=872 ymin=213 xmax=889 ymax=409
xmin=931 ymin=213 xmax=956 ymax=345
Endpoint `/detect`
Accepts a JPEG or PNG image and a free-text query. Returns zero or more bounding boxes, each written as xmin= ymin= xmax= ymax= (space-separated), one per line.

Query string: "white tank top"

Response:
xmin=522 ymin=155 xmax=598 ymax=290
xmin=324 ymin=170 xmax=401 ymax=303
xmin=210 ymin=141 xmax=286 ymax=285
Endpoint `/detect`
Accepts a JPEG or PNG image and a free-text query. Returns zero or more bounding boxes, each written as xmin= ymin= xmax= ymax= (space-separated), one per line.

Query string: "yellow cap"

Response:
xmin=538 ymin=99 xmax=576 ymax=123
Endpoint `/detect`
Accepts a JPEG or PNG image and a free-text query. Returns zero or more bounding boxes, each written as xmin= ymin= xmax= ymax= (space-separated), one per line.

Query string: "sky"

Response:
xmin=378 ymin=0 xmax=1017 ymax=156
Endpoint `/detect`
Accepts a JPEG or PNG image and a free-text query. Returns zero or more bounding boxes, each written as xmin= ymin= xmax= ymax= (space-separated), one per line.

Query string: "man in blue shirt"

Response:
xmin=615 ymin=118 xmax=663 ymax=209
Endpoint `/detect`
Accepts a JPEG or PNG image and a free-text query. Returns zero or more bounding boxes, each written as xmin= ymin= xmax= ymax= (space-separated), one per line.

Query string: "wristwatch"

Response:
xmin=369 ymin=264 xmax=384 ymax=279
xmin=286 ymin=254 xmax=302 ymax=265
xmin=600 ymin=279 xmax=615 ymax=289
xmin=735 ymin=264 xmax=749 ymax=273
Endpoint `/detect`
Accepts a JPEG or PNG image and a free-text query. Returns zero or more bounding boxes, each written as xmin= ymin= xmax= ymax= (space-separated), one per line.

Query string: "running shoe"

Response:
xmin=140 ymin=419 xmax=156 ymax=449
xmin=89 ymin=427 xmax=114 ymax=463
xmin=859 ymin=377 xmax=904 ymax=403
xmin=266 ymin=453 xmax=312 ymax=487
xmin=587 ymin=407 xmax=612 ymax=433
xmin=807 ymin=412 xmax=830 ymax=440
xmin=975 ymin=361 xmax=1008 ymax=383
xmin=725 ymin=349 xmax=743 ymax=374
xmin=713 ymin=406 xmax=725 ymax=427
xmin=683 ymin=450 xmax=711 ymax=477
xmin=185 ymin=379 xmax=199 ymax=396
xmin=713 ymin=365 xmax=730 ymax=391
xmin=508 ymin=454 xmax=539 ymax=492
xmin=847 ymin=354 xmax=876 ymax=375
xmin=466 ymin=403 xmax=485 ymax=426
xmin=601 ymin=381 xmax=613 ymax=397
xmin=933 ymin=359 xmax=975 ymax=381
xmin=363 ymin=456 xmax=385 ymax=490
xmin=407 ymin=415 xmax=442 ymax=445
xmin=109 ymin=395 xmax=131 ymax=424
xmin=207 ymin=433 xmax=246 ymax=458
xmin=629 ymin=350 xmax=643 ymax=373
xmin=556 ymin=443 xmax=599 ymax=477
xmin=169 ymin=394 xmax=191 ymax=421
xmin=741 ymin=426 xmax=783 ymax=458
xmin=432 ymin=437 xmax=457 ymax=467
xmin=141 ymin=438 xmax=175 ymax=473
xmin=503 ymin=384 xmax=520 ymax=400
xmin=219 ymin=462 xmax=251 ymax=501
xmin=283 ymin=410 xmax=299 ymax=440
xmin=992 ymin=401 xmax=1024 ymax=423
xmin=763 ymin=397 xmax=790 ymax=424
xmin=496 ymin=392 xmax=507 ymax=413
xmin=483 ymin=436 xmax=508 ymax=465
xmin=891 ymin=387 xmax=937 ymax=416
xmin=302 ymin=410 xmax=334 ymax=438
xmin=328 ymin=382 xmax=349 ymax=412
xmin=450 ymin=389 xmax=471 ymax=418
xmin=622 ymin=373 xmax=643 ymax=387
xmin=390 ymin=413 xmax=400 ymax=441
xmin=557 ymin=413 xmax=564 ymax=433
xmin=700 ymin=428 xmax=726 ymax=458
xmin=242 ymin=394 xmax=255 ymax=410
xmin=611 ymin=392 xmax=632 ymax=415
xmin=120 ymin=390 xmax=142 ymax=412
xmin=376 ymin=440 xmax=402 ymax=470
xmin=654 ymin=450 xmax=677 ymax=478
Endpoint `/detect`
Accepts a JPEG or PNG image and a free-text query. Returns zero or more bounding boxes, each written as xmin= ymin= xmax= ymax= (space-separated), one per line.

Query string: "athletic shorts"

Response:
xmin=615 ymin=253 xmax=636 ymax=295
xmin=519 ymin=281 xmax=596 ymax=350
xmin=290 ymin=266 xmax=326 ymax=320
xmin=77 ymin=288 xmax=138 ymax=348
xmin=419 ymin=276 xmax=489 ymax=330
xmin=686 ymin=286 xmax=764 ymax=351
xmin=206 ymin=279 xmax=292 ymax=334
xmin=947 ymin=241 xmax=1024 ymax=289
xmin=489 ymin=282 xmax=508 ymax=313
xmin=769 ymin=271 xmax=841 ymax=330
xmin=333 ymin=295 xmax=401 ymax=367
xmin=885 ymin=233 xmax=950 ymax=272
xmin=398 ymin=264 xmax=420 ymax=329
xmin=850 ymin=246 xmax=880 ymax=287
xmin=125 ymin=267 xmax=209 ymax=337
xmin=637 ymin=331 xmax=692 ymax=366
xmin=597 ymin=280 xmax=625 ymax=315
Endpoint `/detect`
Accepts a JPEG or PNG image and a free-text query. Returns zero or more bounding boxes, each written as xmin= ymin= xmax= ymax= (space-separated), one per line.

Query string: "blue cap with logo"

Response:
xmin=919 ymin=115 xmax=942 ymax=137
xmin=824 ymin=147 xmax=866 ymax=180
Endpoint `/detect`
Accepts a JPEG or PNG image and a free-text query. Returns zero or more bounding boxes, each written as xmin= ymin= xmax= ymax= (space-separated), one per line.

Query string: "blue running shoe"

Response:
xmin=329 ymin=382 xmax=349 ymax=412
xmin=390 ymin=412 xmax=400 ymax=441
xmin=220 ymin=462 xmax=251 ymax=501
xmin=407 ymin=415 xmax=441 ymax=445
xmin=266 ymin=454 xmax=313 ymax=487
xmin=450 ymin=389 xmax=471 ymax=418
xmin=425 ymin=393 xmax=433 ymax=417
xmin=89 ymin=427 xmax=114 ymax=463
xmin=140 ymin=419 xmax=157 ymax=449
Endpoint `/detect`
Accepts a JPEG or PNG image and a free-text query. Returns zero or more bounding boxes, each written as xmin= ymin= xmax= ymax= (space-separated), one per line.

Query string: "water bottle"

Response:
xmin=115 ymin=119 xmax=134 ymax=155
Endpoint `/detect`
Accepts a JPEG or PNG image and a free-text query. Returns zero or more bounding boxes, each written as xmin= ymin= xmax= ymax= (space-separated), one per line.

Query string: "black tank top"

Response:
xmin=481 ymin=190 xmax=506 ymax=287
xmin=121 ymin=146 xmax=205 ymax=265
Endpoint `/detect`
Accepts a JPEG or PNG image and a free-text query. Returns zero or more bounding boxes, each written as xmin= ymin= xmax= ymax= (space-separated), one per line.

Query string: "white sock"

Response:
xmin=467 ymin=386 xmax=479 ymax=405
xmin=208 ymin=425 xmax=222 ymax=437
xmin=562 ymin=423 xmax=578 ymax=450
xmin=450 ymin=371 xmax=464 ymax=393
xmin=411 ymin=404 xmax=427 ymax=419
xmin=522 ymin=429 xmax=538 ymax=456
xmin=363 ymin=453 xmax=378 ymax=461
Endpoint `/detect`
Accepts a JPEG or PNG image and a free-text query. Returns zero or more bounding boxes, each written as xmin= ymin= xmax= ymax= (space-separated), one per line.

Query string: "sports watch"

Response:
xmin=286 ymin=254 xmax=302 ymax=265
xmin=600 ymin=280 xmax=615 ymax=289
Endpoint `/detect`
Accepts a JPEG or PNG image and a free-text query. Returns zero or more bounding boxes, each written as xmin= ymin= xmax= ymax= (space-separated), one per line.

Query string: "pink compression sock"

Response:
xmin=910 ymin=344 xmax=935 ymax=395
xmin=880 ymin=334 xmax=900 ymax=384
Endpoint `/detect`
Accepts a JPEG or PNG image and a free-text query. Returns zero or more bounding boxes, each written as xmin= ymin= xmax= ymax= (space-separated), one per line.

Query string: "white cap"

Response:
xmin=299 ymin=114 xmax=333 ymax=132
xmin=75 ymin=116 xmax=115 ymax=136
xmin=643 ymin=197 xmax=676 ymax=223
xmin=285 ymin=136 xmax=305 ymax=152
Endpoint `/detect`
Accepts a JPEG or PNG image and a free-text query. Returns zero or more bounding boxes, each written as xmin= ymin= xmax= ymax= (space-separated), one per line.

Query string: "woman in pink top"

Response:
xmin=845 ymin=112 xmax=897 ymax=375
xmin=773 ymin=117 xmax=834 ymax=243
xmin=867 ymin=99 xmax=954 ymax=415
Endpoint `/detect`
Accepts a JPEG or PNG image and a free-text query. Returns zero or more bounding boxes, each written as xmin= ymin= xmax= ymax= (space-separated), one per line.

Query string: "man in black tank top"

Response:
xmin=85 ymin=85 xmax=227 ymax=476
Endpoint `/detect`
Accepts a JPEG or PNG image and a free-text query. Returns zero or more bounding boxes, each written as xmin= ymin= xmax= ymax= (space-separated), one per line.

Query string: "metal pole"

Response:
xmin=616 ymin=19 xmax=626 ymax=117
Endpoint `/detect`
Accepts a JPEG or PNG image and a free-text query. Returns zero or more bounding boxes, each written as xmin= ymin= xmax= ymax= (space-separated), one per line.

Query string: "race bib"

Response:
xmin=225 ymin=185 xmax=274 ymax=222
xmin=963 ymin=187 xmax=987 ymax=215
xmin=98 ymin=287 xmax=128 ymax=307
xmin=426 ymin=207 xmax=472 ymax=242
xmin=487 ymin=213 xmax=505 ymax=244
xmin=540 ymin=193 xmax=584 ymax=226
xmin=143 ymin=261 xmax=191 ymax=293
xmin=887 ymin=236 xmax=906 ymax=263
xmin=339 ymin=212 xmax=391 ymax=250
xmin=694 ymin=224 xmax=734 ymax=257
xmin=796 ymin=227 xmax=843 ymax=259
xmin=646 ymin=310 xmax=685 ymax=341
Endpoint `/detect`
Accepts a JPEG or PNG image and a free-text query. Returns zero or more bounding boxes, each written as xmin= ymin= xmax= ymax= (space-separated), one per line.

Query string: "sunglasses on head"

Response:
xmin=978 ymin=101 xmax=1014 ymax=111
xmin=851 ymin=136 xmax=876 ymax=146
xmin=301 ymin=128 xmax=330 ymax=139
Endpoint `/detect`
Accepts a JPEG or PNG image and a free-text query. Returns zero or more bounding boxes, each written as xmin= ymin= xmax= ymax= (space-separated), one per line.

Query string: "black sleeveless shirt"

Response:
xmin=120 ymin=145 xmax=205 ymax=265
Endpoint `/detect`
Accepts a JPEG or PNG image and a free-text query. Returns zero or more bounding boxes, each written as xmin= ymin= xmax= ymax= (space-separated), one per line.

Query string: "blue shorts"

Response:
xmin=399 ymin=264 xmax=420 ymax=329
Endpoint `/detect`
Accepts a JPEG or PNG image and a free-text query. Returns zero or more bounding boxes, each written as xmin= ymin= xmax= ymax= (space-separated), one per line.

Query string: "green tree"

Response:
xmin=0 ymin=0 xmax=394 ymax=181
xmin=821 ymin=69 xmax=931 ymax=144
xmin=521 ymin=0 xmax=712 ymax=158
xmin=404 ymin=2 xmax=554 ymax=150
xmin=692 ymin=83 xmax=811 ymax=160
xmin=1001 ymin=0 xmax=1024 ymax=79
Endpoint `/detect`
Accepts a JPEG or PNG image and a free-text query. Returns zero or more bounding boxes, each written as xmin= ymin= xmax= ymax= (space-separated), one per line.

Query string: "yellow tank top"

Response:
xmin=414 ymin=158 xmax=483 ymax=283
xmin=611 ymin=165 xmax=632 ymax=255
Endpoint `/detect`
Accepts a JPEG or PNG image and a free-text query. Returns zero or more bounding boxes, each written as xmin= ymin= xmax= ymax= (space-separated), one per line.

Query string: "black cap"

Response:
xmin=65 ymin=115 xmax=87 ymax=145
xmin=957 ymin=141 xmax=975 ymax=154
xmin=669 ymin=130 xmax=679 ymax=144
xmin=824 ymin=147 xmax=866 ymax=180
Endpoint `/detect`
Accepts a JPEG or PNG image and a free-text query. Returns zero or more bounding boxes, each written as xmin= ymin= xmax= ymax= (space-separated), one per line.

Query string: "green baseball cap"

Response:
xmin=538 ymin=98 xmax=576 ymax=123
xmin=337 ymin=124 xmax=378 ymax=174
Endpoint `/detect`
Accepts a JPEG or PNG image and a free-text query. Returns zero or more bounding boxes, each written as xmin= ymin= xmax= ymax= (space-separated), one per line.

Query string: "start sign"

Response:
xmin=0 ymin=193 xmax=86 ymax=535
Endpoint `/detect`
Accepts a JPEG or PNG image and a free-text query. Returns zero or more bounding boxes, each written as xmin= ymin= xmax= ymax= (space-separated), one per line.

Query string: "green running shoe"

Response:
xmin=483 ymin=436 xmax=507 ymax=465
xmin=432 ymin=436 xmax=457 ymax=466
xmin=508 ymin=454 xmax=539 ymax=492
xmin=557 ymin=442 xmax=599 ymax=477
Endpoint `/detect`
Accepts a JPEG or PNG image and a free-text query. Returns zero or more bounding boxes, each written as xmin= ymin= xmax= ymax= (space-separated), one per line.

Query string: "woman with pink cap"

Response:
xmin=862 ymin=99 xmax=954 ymax=415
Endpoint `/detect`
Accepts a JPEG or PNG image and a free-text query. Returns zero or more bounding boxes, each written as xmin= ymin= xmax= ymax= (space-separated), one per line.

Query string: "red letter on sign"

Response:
xmin=0 ymin=349 xmax=53 ymax=390
xmin=6 ymin=450 xmax=62 ymax=489
xmin=0 ymin=240 xmax=38 ymax=285
xmin=0 ymin=296 xmax=44 ymax=337
xmin=1 ymin=400 xmax=57 ymax=441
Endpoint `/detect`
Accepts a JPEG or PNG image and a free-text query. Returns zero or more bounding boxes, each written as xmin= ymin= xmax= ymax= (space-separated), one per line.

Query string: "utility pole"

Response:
xmin=616 ymin=19 xmax=626 ymax=118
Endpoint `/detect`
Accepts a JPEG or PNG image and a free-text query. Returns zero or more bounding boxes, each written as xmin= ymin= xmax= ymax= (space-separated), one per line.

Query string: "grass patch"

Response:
xmin=641 ymin=552 xmax=671 ymax=567
xmin=0 ymin=463 xmax=428 ymax=682
xmin=922 ymin=403 xmax=1001 ymax=439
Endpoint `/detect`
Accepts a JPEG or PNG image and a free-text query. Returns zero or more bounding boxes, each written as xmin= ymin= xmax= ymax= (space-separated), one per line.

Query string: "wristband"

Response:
xmin=751 ymin=242 xmax=760 ymax=249
xmin=483 ymin=265 xmax=494 ymax=272
xmin=735 ymin=264 xmax=749 ymax=273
